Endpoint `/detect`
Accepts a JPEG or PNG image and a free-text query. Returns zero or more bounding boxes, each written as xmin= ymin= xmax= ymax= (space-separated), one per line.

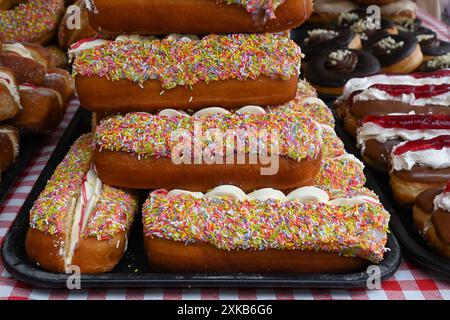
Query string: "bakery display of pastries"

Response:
xmin=2 ymin=0 xmax=448 ymax=280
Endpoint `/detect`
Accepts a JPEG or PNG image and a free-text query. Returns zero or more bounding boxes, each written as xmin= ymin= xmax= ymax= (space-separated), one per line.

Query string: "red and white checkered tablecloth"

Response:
xmin=1 ymin=10 xmax=450 ymax=301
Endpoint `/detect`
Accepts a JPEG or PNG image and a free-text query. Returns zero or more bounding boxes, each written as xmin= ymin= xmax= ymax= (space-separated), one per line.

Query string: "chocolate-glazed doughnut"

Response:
xmin=305 ymin=49 xmax=380 ymax=96
xmin=413 ymin=184 xmax=450 ymax=258
xmin=367 ymin=34 xmax=423 ymax=73
xmin=295 ymin=28 xmax=361 ymax=63
xmin=417 ymin=34 xmax=450 ymax=60
xmin=419 ymin=53 xmax=450 ymax=72
xmin=337 ymin=9 xmax=398 ymax=42
xmin=389 ymin=135 xmax=450 ymax=204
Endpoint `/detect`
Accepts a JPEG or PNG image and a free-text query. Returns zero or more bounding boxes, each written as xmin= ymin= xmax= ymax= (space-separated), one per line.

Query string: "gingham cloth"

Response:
xmin=1 ymin=10 xmax=450 ymax=301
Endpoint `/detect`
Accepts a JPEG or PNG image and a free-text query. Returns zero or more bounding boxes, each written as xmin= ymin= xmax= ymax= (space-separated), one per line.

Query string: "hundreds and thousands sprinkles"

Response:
xmin=73 ymin=33 xmax=302 ymax=89
xmin=0 ymin=0 xmax=64 ymax=43
xmin=29 ymin=134 xmax=137 ymax=238
xmin=143 ymin=194 xmax=389 ymax=263
xmin=94 ymin=112 xmax=323 ymax=162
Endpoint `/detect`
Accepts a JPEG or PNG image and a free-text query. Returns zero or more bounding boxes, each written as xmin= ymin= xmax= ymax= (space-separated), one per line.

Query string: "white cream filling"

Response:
xmin=2 ymin=43 xmax=34 ymax=60
xmin=357 ymin=121 xmax=450 ymax=151
xmin=68 ymin=39 xmax=107 ymax=61
xmin=152 ymin=185 xmax=378 ymax=206
xmin=354 ymin=87 xmax=450 ymax=107
xmin=342 ymin=70 xmax=450 ymax=100
xmin=115 ymin=34 xmax=157 ymax=42
xmin=157 ymin=105 xmax=267 ymax=118
xmin=391 ymin=143 xmax=450 ymax=171
xmin=0 ymin=72 xmax=21 ymax=107
xmin=433 ymin=191 xmax=450 ymax=212
xmin=65 ymin=168 xmax=102 ymax=270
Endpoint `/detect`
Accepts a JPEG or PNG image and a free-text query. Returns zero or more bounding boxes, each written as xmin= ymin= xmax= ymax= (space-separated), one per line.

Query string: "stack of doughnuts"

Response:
xmin=26 ymin=0 xmax=393 ymax=274
xmin=295 ymin=0 xmax=450 ymax=96
xmin=0 ymin=39 xmax=74 ymax=179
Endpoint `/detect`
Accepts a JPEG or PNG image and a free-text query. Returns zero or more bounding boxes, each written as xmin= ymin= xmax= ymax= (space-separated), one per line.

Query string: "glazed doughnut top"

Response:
xmin=95 ymin=112 xmax=323 ymax=162
xmin=86 ymin=0 xmax=287 ymax=20
xmin=29 ymin=134 xmax=137 ymax=238
xmin=0 ymin=0 xmax=64 ymax=43
xmin=143 ymin=186 xmax=389 ymax=263
xmin=72 ymin=34 xmax=302 ymax=89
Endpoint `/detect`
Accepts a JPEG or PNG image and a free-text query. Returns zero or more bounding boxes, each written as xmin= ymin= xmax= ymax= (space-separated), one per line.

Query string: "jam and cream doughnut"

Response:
xmin=0 ymin=42 xmax=50 ymax=85
xmin=0 ymin=66 xmax=21 ymax=121
xmin=143 ymin=184 xmax=389 ymax=274
xmin=0 ymin=0 xmax=65 ymax=44
xmin=334 ymin=70 xmax=450 ymax=136
xmin=7 ymin=84 xmax=65 ymax=134
xmin=390 ymin=135 xmax=450 ymax=205
xmin=85 ymin=0 xmax=313 ymax=36
xmin=72 ymin=34 xmax=301 ymax=112
xmin=357 ymin=114 xmax=450 ymax=171
xmin=413 ymin=182 xmax=450 ymax=258
xmin=0 ymin=125 xmax=19 ymax=177
xmin=93 ymin=111 xmax=323 ymax=191
xmin=368 ymin=34 xmax=423 ymax=74
xmin=305 ymin=49 xmax=380 ymax=96
xmin=26 ymin=134 xmax=138 ymax=274
xmin=58 ymin=0 xmax=97 ymax=50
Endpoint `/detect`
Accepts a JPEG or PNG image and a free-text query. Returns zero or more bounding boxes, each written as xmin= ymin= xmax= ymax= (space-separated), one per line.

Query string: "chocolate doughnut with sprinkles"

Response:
xmin=143 ymin=184 xmax=390 ymax=274
xmin=414 ymin=181 xmax=450 ymax=258
xmin=304 ymin=49 xmax=380 ymax=96
xmin=25 ymin=134 xmax=138 ymax=274
xmin=93 ymin=111 xmax=323 ymax=191
xmin=368 ymin=34 xmax=423 ymax=74
xmin=0 ymin=0 xmax=65 ymax=45
xmin=390 ymin=135 xmax=450 ymax=205
xmin=85 ymin=0 xmax=313 ymax=36
xmin=72 ymin=34 xmax=302 ymax=112
xmin=419 ymin=53 xmax=450 ymax=73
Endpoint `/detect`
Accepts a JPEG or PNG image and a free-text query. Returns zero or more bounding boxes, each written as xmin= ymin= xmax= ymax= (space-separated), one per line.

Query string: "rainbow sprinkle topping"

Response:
xmin=142 ymin=193 xmax=389 ymax=263
xmin=0 ymin=0 xmax=64 ymax=43
xmin=29 ymin=134 xmax=137 ymax=238
xmin=95 ymin=112 xmax=322 ymax=162
xmin=315 ymin=156 xmax=366 ymax=195
xmin=73 ymin=33 xmax=302 ymax=89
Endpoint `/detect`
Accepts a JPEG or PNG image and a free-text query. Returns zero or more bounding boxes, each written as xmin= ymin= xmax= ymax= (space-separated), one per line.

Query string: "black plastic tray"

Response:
xmin=0 ymin=135 xmax=44 ymax=203
xmin=1 ymin=108 xmax=401 ymax=288
xmin=331 ymin=108 xmax=450 ymax=278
